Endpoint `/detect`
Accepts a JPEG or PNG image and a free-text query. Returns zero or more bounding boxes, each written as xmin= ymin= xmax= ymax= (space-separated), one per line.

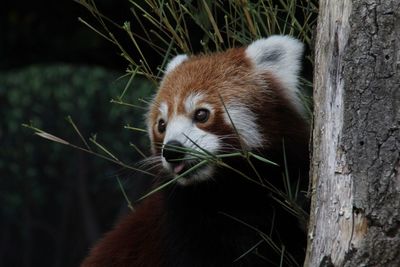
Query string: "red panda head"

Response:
xmin=147 ymin=35 xmax=307 ymax=186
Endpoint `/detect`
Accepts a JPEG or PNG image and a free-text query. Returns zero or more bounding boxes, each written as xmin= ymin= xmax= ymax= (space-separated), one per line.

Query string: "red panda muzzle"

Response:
xmin=162 ymin=140 xmax=185 ymax=163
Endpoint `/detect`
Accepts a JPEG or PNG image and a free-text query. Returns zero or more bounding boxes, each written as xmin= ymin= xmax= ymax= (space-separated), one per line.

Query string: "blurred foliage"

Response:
xmin=0 ymin=65 xmax=154 ymax=267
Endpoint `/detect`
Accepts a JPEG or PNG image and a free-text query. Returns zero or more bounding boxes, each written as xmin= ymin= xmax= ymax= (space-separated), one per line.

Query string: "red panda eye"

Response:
xmin=157 ymin=119 xmax=166 ymax=133
xmin=193 ymin=109 xmax=210 ymax=123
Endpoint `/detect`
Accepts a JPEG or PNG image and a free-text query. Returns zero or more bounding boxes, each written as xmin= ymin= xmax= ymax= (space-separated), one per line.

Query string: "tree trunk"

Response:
xmin=305 ymin=0 xmax=400 ymax=266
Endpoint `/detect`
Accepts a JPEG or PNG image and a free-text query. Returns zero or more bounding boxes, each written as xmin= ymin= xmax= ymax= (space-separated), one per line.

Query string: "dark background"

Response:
xmin=1 ymin=1 xmax=157 ymax=266
xmin=1 ymin=0 xmax=130 ymax=70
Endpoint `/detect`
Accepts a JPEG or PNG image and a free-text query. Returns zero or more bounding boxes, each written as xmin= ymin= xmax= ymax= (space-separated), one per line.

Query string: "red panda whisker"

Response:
xmin=142 ymin=163 xmax=164 ymax=173
xmin=135 ymin=156 xmax=161 ymax=167
xmin=135 ymin=158 xmax=166 ymax=174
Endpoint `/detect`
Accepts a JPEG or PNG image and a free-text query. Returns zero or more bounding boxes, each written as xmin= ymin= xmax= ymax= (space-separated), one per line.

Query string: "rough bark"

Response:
xmin=305 ymin=0 xmax=400 ymax=266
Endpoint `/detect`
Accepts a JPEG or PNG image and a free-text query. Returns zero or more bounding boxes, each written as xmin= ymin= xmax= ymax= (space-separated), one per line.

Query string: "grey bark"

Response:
xmin=305 ymin=0 xmax=400 ymax=266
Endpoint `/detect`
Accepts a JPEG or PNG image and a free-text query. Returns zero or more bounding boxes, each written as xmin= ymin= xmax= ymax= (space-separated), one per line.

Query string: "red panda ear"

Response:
xmin=164 ymin=54 xmax=188 ymax=75
xmin=245 ymin=35 xmax=305 ymax=115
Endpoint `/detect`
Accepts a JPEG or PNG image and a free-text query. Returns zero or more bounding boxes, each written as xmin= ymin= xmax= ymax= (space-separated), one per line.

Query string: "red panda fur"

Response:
xmin=81 ymin=36 xmax=309 ymax=267
xmin=81 ymin=194 xmax=166 ymax=266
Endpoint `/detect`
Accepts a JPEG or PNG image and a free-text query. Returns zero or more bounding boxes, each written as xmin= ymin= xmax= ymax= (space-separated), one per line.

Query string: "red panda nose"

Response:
xmin=162 ymin=140 xmax=185 ymax=163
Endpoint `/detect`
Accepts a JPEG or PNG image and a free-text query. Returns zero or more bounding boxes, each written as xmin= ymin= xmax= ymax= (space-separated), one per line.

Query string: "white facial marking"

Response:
xmin=173 ymin=96 xmax=179 ymax=116
xmin=184 ymin=93 xmax=204 ymax=114
xmin=158 ymin=102 xmax=168 ymax=119
xmin=161 ymin=115 xmax=220 ymax=184
xmin=224 ymin=104 xmax=263 ymax=149
xmin=245 ymin=35 xmax=305 ymax=116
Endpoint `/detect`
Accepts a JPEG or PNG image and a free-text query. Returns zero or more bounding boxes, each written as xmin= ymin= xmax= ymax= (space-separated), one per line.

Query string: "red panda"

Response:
xmin=81 ymin=35 xmax=310 ymax=267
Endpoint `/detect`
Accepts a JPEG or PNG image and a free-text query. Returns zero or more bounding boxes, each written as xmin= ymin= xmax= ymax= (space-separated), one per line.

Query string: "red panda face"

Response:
xmin=147 ymin=35 xmax=305 ymax=185
xmin=151 ymin=94 xmax=230 ymax=185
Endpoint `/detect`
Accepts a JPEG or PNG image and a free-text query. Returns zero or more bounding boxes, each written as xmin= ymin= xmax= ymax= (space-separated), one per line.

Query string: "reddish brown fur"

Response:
xmin=253 ymin=72 xmax=309 ymax=160
xmin=81 ymin=194 xmax=165 ymax=267
xmin=149 ymin=48 xmax=256 ymax=152
xmin=149 ymin=47 xmax=308 ymax=154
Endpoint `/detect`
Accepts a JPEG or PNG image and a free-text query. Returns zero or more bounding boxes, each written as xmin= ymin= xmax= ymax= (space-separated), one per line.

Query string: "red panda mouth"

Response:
xmin=170 ymin=159 xmax=207 ymax=179
xmin=167 ymin=158 xmax=215 ymax=185
xmin=173 ymin=162 xmax=185 ymax=174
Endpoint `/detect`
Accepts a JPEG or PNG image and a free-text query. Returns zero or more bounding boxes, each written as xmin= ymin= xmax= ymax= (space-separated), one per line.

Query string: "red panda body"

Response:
xmin=82 ymin=36 xmax=309 ymax=267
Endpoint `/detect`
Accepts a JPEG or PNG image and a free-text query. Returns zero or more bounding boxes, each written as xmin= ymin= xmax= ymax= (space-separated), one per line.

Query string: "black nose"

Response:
xmin=162 ymin=140 xmax=185 ymax=163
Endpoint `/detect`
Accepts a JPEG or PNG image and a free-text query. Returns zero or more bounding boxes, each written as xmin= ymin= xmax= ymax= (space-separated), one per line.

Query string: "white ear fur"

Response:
xmin=164 ymin=54 xmax=188 ymax=74
xmin=245 ymin=35 xmax=304 ymax=114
